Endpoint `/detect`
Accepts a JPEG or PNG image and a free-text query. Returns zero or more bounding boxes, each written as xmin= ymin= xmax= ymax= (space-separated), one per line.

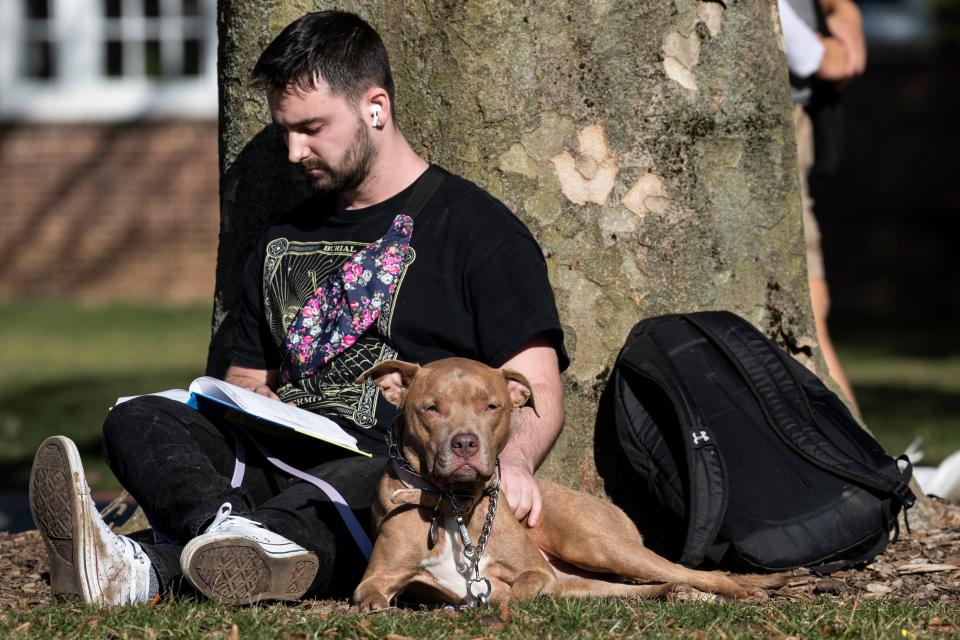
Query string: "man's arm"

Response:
xmin=777 ymin=0 xmax=856 ymax=82
xmin=225 ymin=364 xmax=281 ymax=400
xmin=497 ymin=333 xmax=565 ymax=528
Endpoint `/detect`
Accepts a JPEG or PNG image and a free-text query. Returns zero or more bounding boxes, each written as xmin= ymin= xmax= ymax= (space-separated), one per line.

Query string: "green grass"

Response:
xmin=1 ymin=597 xmax=958 ymax=639
xmin=833 ymin=316 xmax=960 ymax=464
xmin=0 ymin=303 xmax=212 ymax=491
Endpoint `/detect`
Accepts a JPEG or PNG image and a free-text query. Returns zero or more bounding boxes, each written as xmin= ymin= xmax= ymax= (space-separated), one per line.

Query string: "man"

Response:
xmin=30 ymin=10 xmax=567 ymax=606
xmin=779 ymin=0 xmax=864 ymax=413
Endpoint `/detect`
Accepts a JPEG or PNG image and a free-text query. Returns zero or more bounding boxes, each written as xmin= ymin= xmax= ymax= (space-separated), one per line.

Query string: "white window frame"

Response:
xmin=0 ymin=0 xmax=217 ymax=121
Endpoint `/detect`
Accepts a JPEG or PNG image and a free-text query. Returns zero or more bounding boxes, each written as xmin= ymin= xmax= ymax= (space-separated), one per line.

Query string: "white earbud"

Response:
xmin=371 ymin=104 xmax=382 ymax=128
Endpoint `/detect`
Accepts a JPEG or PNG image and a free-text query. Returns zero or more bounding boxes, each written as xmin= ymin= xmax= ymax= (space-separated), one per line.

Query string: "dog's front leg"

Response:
xmin=353 ymin=538 xmax=419 ymax=612
xmin=481 ymin=569 xmax=556 ymax=606
xmin=354 ymin=573 xmax=411 ymax=612
xmin=508 ymin=569 xmax=557 ymax=601
xmin=354 ymin=562 xmax=418 ymax=612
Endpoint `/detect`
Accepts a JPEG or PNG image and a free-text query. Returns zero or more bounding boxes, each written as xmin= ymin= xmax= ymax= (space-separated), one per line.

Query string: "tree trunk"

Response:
xmin=212 ymin=0 xmax=930 ymax=519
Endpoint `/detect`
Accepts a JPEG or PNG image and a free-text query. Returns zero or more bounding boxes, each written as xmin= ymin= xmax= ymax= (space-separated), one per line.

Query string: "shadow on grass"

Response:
xmin=0 ymin=370 xmax=198 ymax=492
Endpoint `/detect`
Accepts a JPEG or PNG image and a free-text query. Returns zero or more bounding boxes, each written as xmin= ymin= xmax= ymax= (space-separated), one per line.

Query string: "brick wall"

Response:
xmin=0 ymin=121 xmax=220 ymax=303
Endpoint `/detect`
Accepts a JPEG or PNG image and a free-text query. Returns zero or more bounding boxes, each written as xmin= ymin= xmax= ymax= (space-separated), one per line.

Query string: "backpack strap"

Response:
xmin=629 ymin=318 xmax=729 ymax=567
xmin=402 ymin=165 xmax=445 ymax=219
xmin=686 ymin=312 xmax=915 ymax=509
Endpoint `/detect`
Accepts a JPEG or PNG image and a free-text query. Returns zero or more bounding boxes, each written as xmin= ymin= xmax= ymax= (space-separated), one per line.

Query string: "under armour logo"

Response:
xmin=692 ymin=431 xmax=710 ymax=445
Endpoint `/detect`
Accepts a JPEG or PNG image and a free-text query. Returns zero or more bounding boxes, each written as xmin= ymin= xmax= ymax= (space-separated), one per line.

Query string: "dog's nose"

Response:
xmin=450 ymin=432 xmax=479 ymax=458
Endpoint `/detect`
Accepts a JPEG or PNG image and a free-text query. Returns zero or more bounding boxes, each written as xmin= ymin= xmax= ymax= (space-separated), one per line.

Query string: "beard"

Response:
xmin=300 ymin=117 xmax=376 ymax=193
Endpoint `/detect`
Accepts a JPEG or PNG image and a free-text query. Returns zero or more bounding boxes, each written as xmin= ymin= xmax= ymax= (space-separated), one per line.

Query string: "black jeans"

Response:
xmin=102 ymin=395 xmax=386 ymax=598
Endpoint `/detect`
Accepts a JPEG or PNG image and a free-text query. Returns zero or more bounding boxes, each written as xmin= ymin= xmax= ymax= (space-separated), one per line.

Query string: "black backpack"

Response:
xmin=594 ymin=311 xmax=915 ymax=573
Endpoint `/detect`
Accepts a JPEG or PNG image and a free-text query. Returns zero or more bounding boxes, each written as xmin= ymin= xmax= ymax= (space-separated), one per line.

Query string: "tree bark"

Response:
xmin=212 ymin=0 xmax=928 ymax=517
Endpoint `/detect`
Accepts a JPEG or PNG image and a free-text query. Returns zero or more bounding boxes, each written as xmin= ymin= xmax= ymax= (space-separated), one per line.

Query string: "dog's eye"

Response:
xmin=486 ymin=403 xmax=501 ymax=412
xmin=423 ymin=404 xmax=439 ymax=414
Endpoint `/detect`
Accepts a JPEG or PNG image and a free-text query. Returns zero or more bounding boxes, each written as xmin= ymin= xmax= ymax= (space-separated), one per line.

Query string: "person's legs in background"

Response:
xmin=795 ymin=105 xmax=861 ymax=415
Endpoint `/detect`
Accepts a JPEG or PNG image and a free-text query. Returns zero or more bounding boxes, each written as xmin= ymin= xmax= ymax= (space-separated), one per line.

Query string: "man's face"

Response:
xmin=269 ymin=81 xmax=376 ymax=193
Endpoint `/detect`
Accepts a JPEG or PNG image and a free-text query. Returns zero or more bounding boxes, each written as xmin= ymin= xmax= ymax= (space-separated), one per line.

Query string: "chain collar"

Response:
xmin=451 ymin=459 xmax=499 ymax=606
xmin=386 ymin=415 xmax=501 ymax=606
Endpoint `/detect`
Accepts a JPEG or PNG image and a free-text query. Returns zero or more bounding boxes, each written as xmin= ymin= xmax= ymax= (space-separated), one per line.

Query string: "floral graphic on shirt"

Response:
xmin=280 ymin=214 xmax=414 ymax=385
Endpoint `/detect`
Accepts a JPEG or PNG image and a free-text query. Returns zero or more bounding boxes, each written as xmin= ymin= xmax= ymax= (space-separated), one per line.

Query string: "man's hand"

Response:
xmin=825 ymin=0 xmax=866 ymax=76
xmin=816 ymin=35 xmax=854 ymax=82
xmin=224 ymin=364 xmax=281 ymax=400
xmin=499 ymin=456 xmax=542 ymax=527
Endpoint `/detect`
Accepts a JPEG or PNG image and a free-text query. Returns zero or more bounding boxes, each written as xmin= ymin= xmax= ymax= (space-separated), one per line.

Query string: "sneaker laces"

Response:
xmin=205 ymin=502 xmax=265 ymax=534
xmin=87 ymin=492 xmax=148 ymax=567
xmin=107 ymin=529 xmax=154 ymax=604
xmin=113 ymin=534 xmax=149 ymax=567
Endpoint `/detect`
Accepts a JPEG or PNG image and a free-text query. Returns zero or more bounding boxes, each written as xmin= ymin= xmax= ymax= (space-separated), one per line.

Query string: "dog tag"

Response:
xmin=430 ymin=516 xmax=441 ymax=547
xmin=468 ymin=577 xmax=492 ymax=605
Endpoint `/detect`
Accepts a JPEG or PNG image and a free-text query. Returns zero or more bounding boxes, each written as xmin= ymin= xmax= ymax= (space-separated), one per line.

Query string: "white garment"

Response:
xmin=913 ymin=450 xmax=960 ymax=503
xmin=779 ymin=0 xmax=825 ymax=78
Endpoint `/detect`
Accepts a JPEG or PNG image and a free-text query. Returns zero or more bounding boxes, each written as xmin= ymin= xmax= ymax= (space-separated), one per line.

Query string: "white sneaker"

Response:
xmin=180 ymin=503 xmax=319 ymax=604
xmin=29 ymin=435 xmax=155 ymax=605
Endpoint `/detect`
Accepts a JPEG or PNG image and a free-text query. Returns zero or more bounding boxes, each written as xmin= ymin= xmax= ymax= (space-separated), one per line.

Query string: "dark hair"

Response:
xmin=251 ymin=11 xmax=395 ymax=107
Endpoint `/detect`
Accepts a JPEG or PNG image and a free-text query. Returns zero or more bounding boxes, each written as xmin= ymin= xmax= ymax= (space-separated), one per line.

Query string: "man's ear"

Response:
xmin=500 ymin=368 xmax=538 ymax=416
xmin=362 ymin=86 xmax=390 ymax=128
xmin=356 ymin=360 xmax=421 ymax=408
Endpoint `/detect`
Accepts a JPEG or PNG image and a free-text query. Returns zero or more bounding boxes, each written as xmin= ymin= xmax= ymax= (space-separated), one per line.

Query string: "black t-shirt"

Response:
xmin=232 ymin=166 xmax=569 ymax=455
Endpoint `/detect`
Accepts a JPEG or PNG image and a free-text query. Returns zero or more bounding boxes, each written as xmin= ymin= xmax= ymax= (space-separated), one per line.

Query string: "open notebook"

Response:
xmin=116 ymin=376 xmax=368 ymax=457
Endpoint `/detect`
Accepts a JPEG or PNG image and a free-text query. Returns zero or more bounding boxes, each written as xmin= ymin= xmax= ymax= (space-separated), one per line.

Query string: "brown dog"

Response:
xmin=353 ymin=357 xmax=781 ymax=610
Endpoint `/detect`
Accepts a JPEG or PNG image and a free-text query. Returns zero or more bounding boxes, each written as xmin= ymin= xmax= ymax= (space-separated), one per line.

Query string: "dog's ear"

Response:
xmin=356 ymin=360 xmax=421 ymax=407
xmin=500 ymin=368 xmax=538 ymax=416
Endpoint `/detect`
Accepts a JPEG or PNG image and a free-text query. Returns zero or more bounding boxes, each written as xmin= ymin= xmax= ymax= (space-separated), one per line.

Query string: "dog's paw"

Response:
xmin=741 ymin=588 xmax=770 ymax=602
xmin=667 ymin=585 xmax=723 ymax=604
xmin=356 ymin=593 xmax=392 ymax=613
xmin=354 ymin=585 xmax=392 ymax=613
xmin=734 ymin=572 xmax=788 ymax=595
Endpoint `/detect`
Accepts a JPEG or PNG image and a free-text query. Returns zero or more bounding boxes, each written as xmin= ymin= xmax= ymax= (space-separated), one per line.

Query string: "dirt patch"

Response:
xmin=777 ymin=498 xmax=960 ymax=604
xmin=0 ymin=530 xmax=49 ymax=611
xmin=2 ymin=499 xmax=958 ymax=610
